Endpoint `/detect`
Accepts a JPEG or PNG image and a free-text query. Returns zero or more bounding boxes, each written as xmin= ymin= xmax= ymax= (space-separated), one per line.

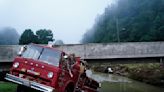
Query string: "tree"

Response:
xmin=0 ymin=27 xmax=19 ymax=45
xmin=36 ymin=29 xmax=54 ymax=44
xmin=19 ymin=29 xmax=54 ymax=45
xmin=81 ymin=0 xmax=164 ymax=43
xmin=19 ymin=29 xmax=38 ymax=45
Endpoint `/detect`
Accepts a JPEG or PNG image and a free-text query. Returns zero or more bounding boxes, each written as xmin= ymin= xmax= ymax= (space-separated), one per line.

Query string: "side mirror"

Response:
xmin=18 ymin=45 xmax=27 ymax=56
xmin=64 ymin=55 xmax=68 ymax=59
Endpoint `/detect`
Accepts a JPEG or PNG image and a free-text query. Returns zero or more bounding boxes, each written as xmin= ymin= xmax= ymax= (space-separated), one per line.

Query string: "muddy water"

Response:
xmin=86 ymin=70 xmax=164 ymax=92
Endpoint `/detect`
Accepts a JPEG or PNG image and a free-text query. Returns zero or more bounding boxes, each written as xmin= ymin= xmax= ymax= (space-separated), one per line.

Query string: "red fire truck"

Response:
xmin=5 ymin=44 xmax=100 ymax=92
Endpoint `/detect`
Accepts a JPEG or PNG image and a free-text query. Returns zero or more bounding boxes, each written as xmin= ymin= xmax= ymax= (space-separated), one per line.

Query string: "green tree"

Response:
xmin=19 ymin=29 xmax=38 ymax=45
xmin=36 ymin=29 xmax=54 ymax=44
xmin=81 ymin=0 xmax=164 ymax=43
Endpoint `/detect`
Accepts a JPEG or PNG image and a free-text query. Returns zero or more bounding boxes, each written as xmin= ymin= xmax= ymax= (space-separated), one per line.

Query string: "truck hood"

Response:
xmin=11 ymin=57 xmax=60 ymax=83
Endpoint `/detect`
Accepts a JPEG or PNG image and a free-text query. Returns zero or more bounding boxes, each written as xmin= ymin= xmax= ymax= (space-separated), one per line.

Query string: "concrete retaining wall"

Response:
xmin=0 ymin=42 xmax=164 ymax=62
xmin=0 ymin=45 xmax=20 ymax=62
xmin=55 ymin=42 xmax=164 ymax=59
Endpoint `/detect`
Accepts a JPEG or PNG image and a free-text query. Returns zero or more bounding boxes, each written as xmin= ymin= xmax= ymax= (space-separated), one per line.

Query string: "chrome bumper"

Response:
xmin=5 ymin=73 xmax=55 ymax=92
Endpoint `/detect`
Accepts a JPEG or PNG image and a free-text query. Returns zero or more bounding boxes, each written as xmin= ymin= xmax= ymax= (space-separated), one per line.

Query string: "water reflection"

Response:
xmin=86 ymin=70 xmax=164 ymax=92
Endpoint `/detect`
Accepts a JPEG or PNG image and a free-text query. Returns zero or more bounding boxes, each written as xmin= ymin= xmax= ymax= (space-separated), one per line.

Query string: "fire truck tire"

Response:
xmin=17 ymin=85 xmax=28 ymax=92
xmin=64 ymin=83 xmax=74 ymax=92
xmin=17 ymin=85 xmax=40 ymax=92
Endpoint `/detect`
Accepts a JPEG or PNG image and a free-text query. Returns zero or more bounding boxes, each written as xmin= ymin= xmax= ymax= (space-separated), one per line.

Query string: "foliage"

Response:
xmin=0 ymin=27 xmax=19 ymax=45
xmin=81 ymin=0 xmax=164 ymax=43
xmin=19 ymin=29 xmax=54 ymax=45
xmin=36 ymin=29 xmax=53 ymax=44
xmin=19 ymin=29 xmax=38 ymax=45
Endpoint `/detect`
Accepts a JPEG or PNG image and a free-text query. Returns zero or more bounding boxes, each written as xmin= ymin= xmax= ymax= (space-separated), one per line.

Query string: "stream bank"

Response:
xmin=92 ymin=63 xmax=164 ymax=87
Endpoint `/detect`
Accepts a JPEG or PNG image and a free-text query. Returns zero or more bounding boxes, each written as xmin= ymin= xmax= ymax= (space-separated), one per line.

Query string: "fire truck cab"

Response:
xmin=5 ymin=44 xmax=100 ymax=92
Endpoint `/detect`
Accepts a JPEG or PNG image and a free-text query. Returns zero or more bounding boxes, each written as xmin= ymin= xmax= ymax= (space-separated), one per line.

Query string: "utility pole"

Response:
xmin=115 ymin=1 xmax=120 ymax=43
xmin=116 ymin=18 xmax=120 ymax=42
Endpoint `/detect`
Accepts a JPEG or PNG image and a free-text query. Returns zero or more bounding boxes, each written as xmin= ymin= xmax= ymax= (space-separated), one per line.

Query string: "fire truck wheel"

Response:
xmin=17 ymin=85 xmax=28 ymax=92
xmin=64 ymin=83 xmax=74 ymax=92
xmin=17 ymin=85 xmax=40 ymax=92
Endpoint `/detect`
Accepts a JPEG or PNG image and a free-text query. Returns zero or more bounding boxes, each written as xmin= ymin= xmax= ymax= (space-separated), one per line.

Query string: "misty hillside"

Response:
xmin=0 ymin=27 xmax=20 ymax=45
xmin=81 ymin=0 xmax=164 ymax=43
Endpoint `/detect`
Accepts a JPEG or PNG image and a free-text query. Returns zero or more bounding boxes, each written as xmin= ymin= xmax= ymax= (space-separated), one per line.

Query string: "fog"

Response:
xmin=0 ymin=27 xmax=20 ymax=45
xmin=0 ymin=0 xmax=113 ymax=44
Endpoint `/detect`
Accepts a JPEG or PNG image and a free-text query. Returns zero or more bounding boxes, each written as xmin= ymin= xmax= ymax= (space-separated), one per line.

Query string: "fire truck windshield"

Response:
xmin=22 ymin=45 xmax=61 ymax=67
xmin=22 ymin=45 xmax=42 ymax=60
xmin=39 ymin=48 xmax=61 ymax=66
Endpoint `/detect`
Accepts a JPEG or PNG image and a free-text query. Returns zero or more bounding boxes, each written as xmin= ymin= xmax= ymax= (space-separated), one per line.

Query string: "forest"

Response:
xmin=81 ymin=0 xmax=164 ymax=43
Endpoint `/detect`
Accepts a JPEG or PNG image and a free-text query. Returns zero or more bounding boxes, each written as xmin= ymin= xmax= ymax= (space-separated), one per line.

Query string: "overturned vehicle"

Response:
xmin=5 ymin=44 xmax=100 ymax=92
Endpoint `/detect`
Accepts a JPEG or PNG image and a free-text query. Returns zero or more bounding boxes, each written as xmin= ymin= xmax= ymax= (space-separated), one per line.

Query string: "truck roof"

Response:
xmin=30 ymin=43 xmax=64 ymax=53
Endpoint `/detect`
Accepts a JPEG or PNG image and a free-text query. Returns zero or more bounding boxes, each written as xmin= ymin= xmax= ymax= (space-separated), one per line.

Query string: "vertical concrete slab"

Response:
xmin=0 ymin=45 xmax=20 ymax=62
xmin=54 ymin=44 xmax=85 ymax=59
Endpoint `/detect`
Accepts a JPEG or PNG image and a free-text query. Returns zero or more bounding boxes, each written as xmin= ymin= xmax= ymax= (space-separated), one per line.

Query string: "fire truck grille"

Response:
xmin=12 ymin=71 xmax=51 ymax=86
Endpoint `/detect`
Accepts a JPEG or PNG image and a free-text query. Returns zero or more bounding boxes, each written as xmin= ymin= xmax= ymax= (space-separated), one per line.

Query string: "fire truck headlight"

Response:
xmin=47 ymin=72 xmax=53 ymax=78
xmin=13 ymin=62 xmax=19 ymax=68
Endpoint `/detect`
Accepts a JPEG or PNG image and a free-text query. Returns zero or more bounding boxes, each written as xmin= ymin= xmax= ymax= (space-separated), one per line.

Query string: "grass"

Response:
xmin=121 ymin=63 xmax=160 ymax=69
xmin=119 ymin=63 xmax=164 ymax=86
xmin=0 ymin=82 xmax=17 ymax=92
